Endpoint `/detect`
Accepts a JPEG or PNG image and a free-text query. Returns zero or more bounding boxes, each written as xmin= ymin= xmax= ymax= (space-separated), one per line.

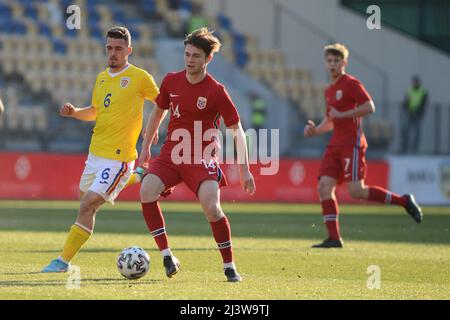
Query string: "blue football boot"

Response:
xmin=41 ymin=258 xmax=70 ymax=273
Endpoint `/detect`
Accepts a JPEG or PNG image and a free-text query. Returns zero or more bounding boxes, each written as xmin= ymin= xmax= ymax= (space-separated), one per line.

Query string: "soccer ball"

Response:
xmin=117 ymin=246 xmax=150 ymax=279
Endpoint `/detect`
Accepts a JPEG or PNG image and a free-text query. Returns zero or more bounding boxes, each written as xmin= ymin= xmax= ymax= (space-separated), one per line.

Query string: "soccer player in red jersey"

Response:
xmin=304 ymin=43 xmax=423 ymax=248
xmin=138 ymin=28 xmax=256 ymax=281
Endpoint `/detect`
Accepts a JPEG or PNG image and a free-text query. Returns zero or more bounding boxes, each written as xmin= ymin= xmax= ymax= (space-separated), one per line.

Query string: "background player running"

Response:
xmin=304 ymin=43 xmax=423 ymax=248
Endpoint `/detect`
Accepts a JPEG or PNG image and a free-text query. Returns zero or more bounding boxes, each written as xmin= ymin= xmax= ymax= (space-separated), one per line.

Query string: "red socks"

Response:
xmin=368 ymin=186 xmax=407 ymax=207
xmin=142 ymin=202 xmax=235 ymax=264
xmin=321 ymin=199 xmax=341 ymax=240
xmin=141 ymin=202 xmax=169 ymax=251
xmin=210 ymin=216 xmax=233 ymax=263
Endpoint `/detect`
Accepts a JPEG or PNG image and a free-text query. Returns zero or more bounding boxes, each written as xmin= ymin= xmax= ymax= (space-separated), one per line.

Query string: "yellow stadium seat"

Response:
xmin=272 ymin=66 xmax=287 ymax=81
xmin=51 ymin=25 xmax=63 ymax=38
xmin=156 ymin=0 xmax=169 ymax=14
xmin=10 ymin=2 xmax=24 ymax=19
xmin=36 ymin=4 xmax=49 ymax=21
xmin=273 ymin=80 xmax=289 ymax=99
xmin=245 ymin=65 xmax=261 ymax=80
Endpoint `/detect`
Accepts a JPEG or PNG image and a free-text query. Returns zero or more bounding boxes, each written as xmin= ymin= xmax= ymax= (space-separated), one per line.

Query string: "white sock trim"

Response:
xmin=74 ymin=222 xmax=93 ymax=234
xmin=224 ymin=262 xmax=236 ymax=270
xmin=161 ymin=248 xmax=172 ymax=257
xmin=57 ymin=256 xmax=69 ymax=264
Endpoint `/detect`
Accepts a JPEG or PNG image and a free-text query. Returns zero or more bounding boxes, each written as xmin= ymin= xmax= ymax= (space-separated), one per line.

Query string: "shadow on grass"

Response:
xmin=0 ymin=208 xmax=448 ymax=245
xmin=23 ymin=246 xmax=323 ymax=255
xmin=2 ymin=272 xmax=43 ymax=275
xmin=0 ymin=278 xmax=162 ymax=287
xmin=23 ymin=247 xmax=218 ymax=254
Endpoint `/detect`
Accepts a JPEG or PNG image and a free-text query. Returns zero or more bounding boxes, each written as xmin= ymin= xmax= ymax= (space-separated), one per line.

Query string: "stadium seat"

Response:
xmin=6 ymin=108 xmax=21 ymax=131
xmin=273 ymin=80 xmax=289 ymax=99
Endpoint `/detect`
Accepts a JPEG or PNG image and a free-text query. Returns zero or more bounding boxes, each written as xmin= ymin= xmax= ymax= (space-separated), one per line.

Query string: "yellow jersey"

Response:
xmin=89 ymin=64 xmax=159 ymax=162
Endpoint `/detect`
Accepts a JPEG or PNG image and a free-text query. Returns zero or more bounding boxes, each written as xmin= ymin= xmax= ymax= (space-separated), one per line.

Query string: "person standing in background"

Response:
xmin=402 ymin=75 xmax=428 ymax=154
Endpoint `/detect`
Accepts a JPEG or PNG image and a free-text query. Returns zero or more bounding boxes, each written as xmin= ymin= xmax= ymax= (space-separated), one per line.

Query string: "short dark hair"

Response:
xmin=184 ymin=27 xmax=221 ymax=56
xmin=106 ymin=26 xmax=131 ymax=46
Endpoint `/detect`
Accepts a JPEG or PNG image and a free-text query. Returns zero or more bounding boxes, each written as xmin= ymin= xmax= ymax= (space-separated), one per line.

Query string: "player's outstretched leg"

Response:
xmin=42 ymin=192 xmax=102 ymax=272
xmin=140 ymin=174 xmax=180 ymax=278
xmin=403 ymin=194 xmax=423 ymax=223
xmin=198 ymin=180 xmax=242 ymax=282
xmin=348 ymin=182 xmax=423 ymax=223
xmin=42 ymin=223 xmax=92 ymax=272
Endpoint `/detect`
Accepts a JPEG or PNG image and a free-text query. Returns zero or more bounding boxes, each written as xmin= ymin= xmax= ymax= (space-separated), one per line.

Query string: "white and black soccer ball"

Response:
xmin=117 ymin=246 xmax=150 ymax=280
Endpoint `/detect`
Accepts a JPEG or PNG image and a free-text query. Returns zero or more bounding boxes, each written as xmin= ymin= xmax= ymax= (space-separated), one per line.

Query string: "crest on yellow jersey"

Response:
xmin=120 ymin=77 xmax=130 ymax=88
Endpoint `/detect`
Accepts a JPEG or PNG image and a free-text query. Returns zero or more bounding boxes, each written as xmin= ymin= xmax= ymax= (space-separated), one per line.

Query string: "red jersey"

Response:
xmin=155 ymin=70 xmax=240 ymax=161
xmin=325 ymin=74 xmax=372 ymax=148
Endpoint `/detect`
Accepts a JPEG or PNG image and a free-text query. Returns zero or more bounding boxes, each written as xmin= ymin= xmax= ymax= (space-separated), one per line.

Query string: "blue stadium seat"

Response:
xmin=88 ymin=10 xmax=101 ymax=24
xmin=0 ymin=4 xmax=12 ymax=21
xmin=17 ymin=0 xmax=35 ymax=5
xmin=217 ymin=14 xmax=232 ymax=30
xmin=11 ymin=21 xmax=27 ymax=35
xmin=24 ymin=6 xmax=39 ymax=20
xmin=86 ymin=0 xmax=100 ymax=11
xmin=128 ymin=27 xmax=141 ymax=41
xmin=0 ymin=18 xmax=14 ymax=33
xmin=65 ymin=28 xmax=78 ymax=38
xmin=0 ymin=3 xmax=11 ymax=12
xmin=141 ymin=0 xmax=156 ymax=15
xmin=235 ymin=50 xmax=249 ymax=68
xmin=111 ymin=7 xmax=129 ymax=24
xmin=232 ymin=32 xmax=247 ymax=49
xmin=180 ymin=0 xmax=193 ymax=12
xmin=52 ymin=39 xmax=67 ymax=54
xmin=90 ymin=26 xmax=104 ymax=42
xmin=61 ymin=0 xmax=73 ymax=9
xmin=229 ymin=31 xmax=249 ymax=68
xmin=37 ymin=22 xmax=52 ymax=38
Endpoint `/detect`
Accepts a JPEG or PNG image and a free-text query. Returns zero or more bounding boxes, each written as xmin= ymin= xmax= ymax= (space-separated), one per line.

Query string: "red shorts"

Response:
xmin=144 ymin=154 xmax=227 ymax=197
xmin=318 ymin=146 xmax=367 ymax=183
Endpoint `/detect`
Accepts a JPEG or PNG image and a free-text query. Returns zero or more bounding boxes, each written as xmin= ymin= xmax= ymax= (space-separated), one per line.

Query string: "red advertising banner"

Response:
xmin=0 ymin=153 xmax=84 ymax=200
xmin=0 ymin=153 xmax=388 ymax=203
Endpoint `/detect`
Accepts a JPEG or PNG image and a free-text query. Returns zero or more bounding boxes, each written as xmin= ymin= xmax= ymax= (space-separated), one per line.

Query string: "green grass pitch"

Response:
xmin=0 ymin=200 xmax=448 ymax=299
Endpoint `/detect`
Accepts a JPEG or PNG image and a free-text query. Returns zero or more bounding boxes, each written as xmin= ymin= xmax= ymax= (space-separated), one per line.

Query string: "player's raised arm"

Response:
xmin=138 ymin=105 xmax=167 ymax=168
xmin=59 ymin=103 xmax=97 ymax=121
xmin=228 ymin=122 xmax=256 ymax=195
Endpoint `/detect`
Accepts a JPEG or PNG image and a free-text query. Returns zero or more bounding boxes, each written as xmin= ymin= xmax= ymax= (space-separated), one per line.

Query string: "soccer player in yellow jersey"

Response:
xmin=42 ymin=26 xmax=159 ymax=272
